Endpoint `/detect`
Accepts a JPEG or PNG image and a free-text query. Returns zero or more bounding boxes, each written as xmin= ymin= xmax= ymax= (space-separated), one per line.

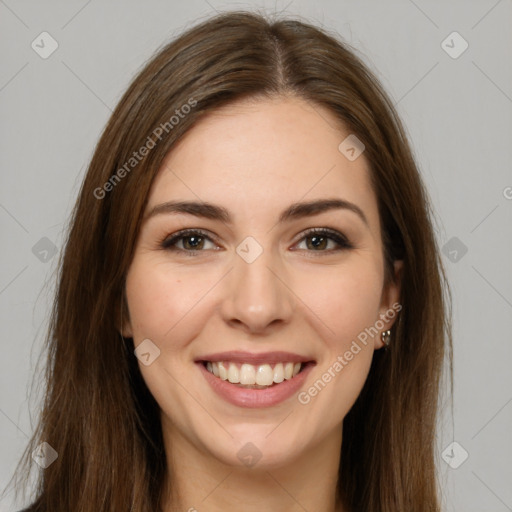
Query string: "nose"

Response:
xmin=220 ymin=246 xmax=295 ymax=334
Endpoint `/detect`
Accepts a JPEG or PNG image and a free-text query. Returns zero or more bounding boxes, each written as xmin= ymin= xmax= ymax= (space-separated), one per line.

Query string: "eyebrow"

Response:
xmin=144 ymin=198 xmax=369 ymax=227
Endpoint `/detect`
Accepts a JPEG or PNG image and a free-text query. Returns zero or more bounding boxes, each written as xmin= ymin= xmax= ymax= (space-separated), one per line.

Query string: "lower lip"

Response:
xmin=197 ymin=362 xmax=314 ymax=408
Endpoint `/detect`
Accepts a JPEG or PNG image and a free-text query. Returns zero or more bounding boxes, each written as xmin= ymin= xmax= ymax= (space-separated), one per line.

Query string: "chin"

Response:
xmin=204 ymin=422 xmax=306 ymax=469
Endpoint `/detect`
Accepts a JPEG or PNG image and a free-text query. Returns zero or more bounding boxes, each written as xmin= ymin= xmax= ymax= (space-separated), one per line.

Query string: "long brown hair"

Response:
xmin=7 ymin=10 xmax=453 ymax=511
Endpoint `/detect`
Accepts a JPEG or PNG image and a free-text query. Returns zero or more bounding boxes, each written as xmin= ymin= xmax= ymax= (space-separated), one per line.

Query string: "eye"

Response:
xmin=160 ymin=229 xmax=217 ymax=255
xmin=160 ymin=227 xmax=353 ymax=256
xmin=293 ymin=228 xmax=353 ymax=253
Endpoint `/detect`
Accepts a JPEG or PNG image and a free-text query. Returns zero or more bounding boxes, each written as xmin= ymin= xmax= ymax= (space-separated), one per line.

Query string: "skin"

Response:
xmin=122 ymin=95 xmax=402 ymax=512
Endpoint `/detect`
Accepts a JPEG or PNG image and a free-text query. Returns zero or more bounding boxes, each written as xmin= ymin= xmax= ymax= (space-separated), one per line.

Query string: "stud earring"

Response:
xmin=381 ymin=330 xmax=391 ymax=347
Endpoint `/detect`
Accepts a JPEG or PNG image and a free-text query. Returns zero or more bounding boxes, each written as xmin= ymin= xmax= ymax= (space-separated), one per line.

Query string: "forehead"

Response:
xmin=147 ymin=96 xmax=380 ymax=233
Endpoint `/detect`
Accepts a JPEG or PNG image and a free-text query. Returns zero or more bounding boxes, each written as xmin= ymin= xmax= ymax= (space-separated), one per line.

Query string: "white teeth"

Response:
xmin=284 ymin=362 xmax=294 ymax=380
xmin=227 ymin=363 xmax=240 ymax=383
xmin=218 ymin=362 xmax=228 ymax=380
xmin=273 ymin=363 xmax=284 ymax=383
xmin=255 ymin=364 xmax=273 ymax=386
xmin=240 ymin=364 xmax=256 ymax=385
xmin=205 ymin=361 xmax=304 ymax=385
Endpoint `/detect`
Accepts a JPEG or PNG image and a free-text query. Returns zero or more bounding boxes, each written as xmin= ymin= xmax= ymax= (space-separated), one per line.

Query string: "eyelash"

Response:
xmin=159 ymin=228 xmax=353 ymax=256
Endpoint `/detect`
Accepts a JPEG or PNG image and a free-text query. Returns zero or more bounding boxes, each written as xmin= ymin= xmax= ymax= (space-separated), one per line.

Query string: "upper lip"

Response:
xmin=195 ymin=351 xmax=315 ymax=365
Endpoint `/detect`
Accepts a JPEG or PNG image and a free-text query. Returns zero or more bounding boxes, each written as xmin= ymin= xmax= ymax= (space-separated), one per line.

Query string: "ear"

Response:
xmin=121 ymin=316 xmax=134 ymax=339
xmin=375 ymin=259 xmax=403 ymax=349
xmin=115 ymin=292 xmax=133 ymax=339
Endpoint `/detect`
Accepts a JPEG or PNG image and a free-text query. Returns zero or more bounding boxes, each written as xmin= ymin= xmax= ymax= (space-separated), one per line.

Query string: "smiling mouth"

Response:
xmin=201 ymin=361 xmax=313 ymax=389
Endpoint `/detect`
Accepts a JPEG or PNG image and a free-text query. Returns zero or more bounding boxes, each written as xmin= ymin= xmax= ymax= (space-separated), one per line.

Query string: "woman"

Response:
xmin=10 ymin=10 xmax=452 ymax=512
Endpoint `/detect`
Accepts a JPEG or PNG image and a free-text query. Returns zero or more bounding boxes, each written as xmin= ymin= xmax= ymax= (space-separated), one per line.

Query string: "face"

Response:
xmin=122 ymin=95 xmax=402 ymax=470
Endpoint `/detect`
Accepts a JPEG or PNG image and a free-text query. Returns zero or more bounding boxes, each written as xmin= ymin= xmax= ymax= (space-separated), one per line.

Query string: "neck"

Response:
xmin=160 ymin=420 xmax=346 ymax=512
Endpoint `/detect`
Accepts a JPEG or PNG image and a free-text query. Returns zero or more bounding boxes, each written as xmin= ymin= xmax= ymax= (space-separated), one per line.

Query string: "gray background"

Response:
xmin=1 ymin=1 xmax=511 ymax=510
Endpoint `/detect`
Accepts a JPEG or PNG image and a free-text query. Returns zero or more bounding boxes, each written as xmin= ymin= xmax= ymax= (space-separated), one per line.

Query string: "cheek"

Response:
xmin=295 ymin=258 xmax=384 ymax=348
xmin=292 ymin=266 xmax=383 ymax=423
xmin=125 ymin=257 xmax=214 ymax=344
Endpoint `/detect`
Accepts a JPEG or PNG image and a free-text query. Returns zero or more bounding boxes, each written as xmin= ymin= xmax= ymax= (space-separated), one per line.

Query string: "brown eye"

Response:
xmin=305 ymin=234 xmax=329 ymax=250
xmin=295 ymin=228 xmax=353 ymax=252
xmin=161 ymin=229 xmax=216 ymax=253
xmin=181 ymin=234 xmax=205 ymax=250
